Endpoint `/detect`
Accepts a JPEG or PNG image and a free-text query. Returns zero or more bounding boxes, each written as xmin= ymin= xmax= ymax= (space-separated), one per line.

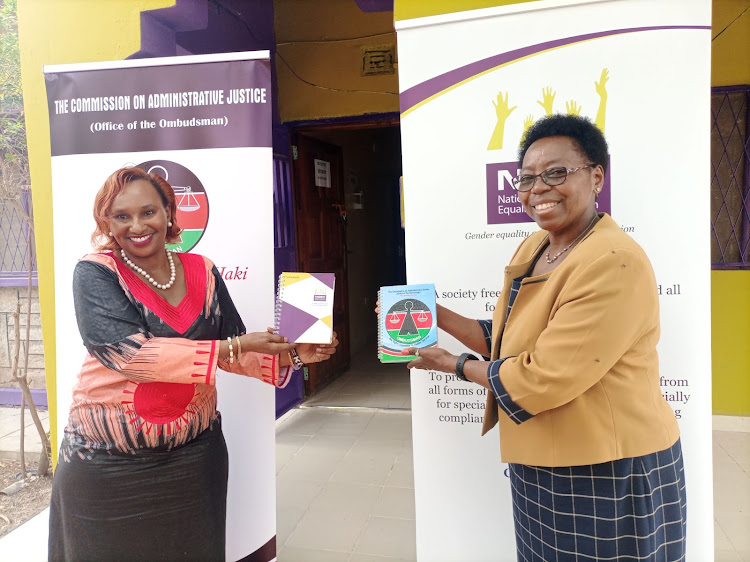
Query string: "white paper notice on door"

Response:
xmin=314 ymin=158 xmax=331 ymax=188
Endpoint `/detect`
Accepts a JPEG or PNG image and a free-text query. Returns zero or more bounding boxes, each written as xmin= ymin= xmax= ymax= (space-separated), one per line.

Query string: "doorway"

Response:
xmin=291 ymin=122 xmax=405 ymax=397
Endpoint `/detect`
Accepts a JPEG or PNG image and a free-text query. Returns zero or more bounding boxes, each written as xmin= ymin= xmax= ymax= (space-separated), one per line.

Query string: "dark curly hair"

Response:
xmin=518 ymin=114 xmax=609 ymax=174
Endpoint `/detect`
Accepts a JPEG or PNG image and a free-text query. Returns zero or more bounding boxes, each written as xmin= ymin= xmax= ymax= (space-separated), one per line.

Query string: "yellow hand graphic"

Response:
xmin=595 ymin=68 xmax=609 ymax=98
xmin=522 ymin=114 xmax=534 ymax=139
xmin=537 ymin=87 xmax=555 ymax=116
xmin=595 ymin=68 xmax=609 ymax=133
xmin=493 ymin=91 xmax=517 ymax=120
xmin=487 ymin=91 xmax=516 ymax=150
xmin=566 ymin=100 xmax=582 ymax=116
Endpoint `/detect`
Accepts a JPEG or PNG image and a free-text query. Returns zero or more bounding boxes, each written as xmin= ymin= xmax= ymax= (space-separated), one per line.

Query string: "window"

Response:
xmin=0 ymin=188 xmax=36 ymax=286
xmin=711 ymin=85 xmax=750 ymax=269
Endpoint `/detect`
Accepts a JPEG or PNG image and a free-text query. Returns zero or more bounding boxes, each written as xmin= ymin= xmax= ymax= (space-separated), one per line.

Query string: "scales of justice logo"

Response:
xmin=137 ymin=160 xmax=209 ymax=252
xmin=386 ymin=299 xmax=433 ymax=345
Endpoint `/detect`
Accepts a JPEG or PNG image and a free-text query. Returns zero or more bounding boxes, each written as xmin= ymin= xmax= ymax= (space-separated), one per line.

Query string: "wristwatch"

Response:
xmin=455 ymin=353 xmax=478 ymax=382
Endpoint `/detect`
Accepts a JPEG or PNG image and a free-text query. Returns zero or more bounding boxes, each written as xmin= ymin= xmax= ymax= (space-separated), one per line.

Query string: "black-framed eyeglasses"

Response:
xmin=512 ymin=164 xmax=595 ymax=192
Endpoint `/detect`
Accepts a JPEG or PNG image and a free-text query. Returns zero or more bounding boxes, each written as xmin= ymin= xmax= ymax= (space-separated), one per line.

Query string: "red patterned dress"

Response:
xmin=49 ymin=251 xmax=291 ymax=561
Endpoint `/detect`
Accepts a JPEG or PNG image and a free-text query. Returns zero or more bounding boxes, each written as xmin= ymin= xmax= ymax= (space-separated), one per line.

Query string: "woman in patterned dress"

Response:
xmin=406 ymin=115 xmax=687 ymax=561
xmin=48 ymin=167 xmax=338 ymax=561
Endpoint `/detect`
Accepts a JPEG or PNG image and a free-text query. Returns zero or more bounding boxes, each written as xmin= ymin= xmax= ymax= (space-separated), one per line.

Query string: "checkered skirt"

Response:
xmin=508 ymin=438 xmax=686 ymax=561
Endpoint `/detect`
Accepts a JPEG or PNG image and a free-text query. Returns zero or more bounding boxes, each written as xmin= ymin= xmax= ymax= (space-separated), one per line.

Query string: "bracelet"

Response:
xmin=227 ymin=336 xmax=234 ymax=364
xmin=235 ymin=335 xmax=242 ymax=358
xmin=288 ymin=348 xmax=304 ymax=371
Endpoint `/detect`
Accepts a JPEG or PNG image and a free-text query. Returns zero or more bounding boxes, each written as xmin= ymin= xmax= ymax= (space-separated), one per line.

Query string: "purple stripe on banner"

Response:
xmin=400 ymin=25 xmax=711 ymax=113
xmin=237 ymin=536 xmax=276 ymax=562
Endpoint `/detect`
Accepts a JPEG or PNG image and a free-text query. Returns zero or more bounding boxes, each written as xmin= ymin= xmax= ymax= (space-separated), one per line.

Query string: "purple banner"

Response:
xmin=486 ymin=160 xmax=611 ymax=225
xmin=45 ymin=59 xmax=272 ymax=155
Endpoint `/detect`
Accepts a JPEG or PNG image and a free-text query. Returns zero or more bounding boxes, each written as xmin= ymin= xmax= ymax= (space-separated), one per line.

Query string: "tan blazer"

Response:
xmin=482 ymin=214 xmax=679 ymax=466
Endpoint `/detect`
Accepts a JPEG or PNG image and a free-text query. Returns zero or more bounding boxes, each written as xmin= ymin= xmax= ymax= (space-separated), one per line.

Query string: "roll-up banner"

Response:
xmin=43 ymin=52 xmax=276 ymax=561
xmin=395 ymin=1 xmax=712 ymax=560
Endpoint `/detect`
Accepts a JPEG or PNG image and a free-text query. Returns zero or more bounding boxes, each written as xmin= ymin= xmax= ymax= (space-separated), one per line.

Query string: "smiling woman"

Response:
xmin=514 ymin=118 xmax=609 ymax=272
xmin=404 ymin=115 xmax=687 ymax=561
xmin=47 ymin=167 xmax=339 ymax=561
xmin=101 ymin=176 xmax=178 ymax=291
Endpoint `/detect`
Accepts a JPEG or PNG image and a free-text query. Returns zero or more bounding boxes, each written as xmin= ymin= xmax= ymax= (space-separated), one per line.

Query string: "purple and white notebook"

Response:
xmin=274 ymin=272 xmax=335 ymax=344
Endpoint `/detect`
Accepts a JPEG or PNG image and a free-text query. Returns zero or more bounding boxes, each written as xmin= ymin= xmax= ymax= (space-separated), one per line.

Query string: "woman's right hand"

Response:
xmin=403 ymin=346 xmax=458 ymax=374
xmin=240 ymin=331 xmax=295 ymax=355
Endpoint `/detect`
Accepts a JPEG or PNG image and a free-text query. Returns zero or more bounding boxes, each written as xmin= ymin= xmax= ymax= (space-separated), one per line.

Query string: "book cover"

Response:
xmin=275 ymin=272 xmax=335 ymax=344
xmin=378 ymin=283 xmax=437 ymax=363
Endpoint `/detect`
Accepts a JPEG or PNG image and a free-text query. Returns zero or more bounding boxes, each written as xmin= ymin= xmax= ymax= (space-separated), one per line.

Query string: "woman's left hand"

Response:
xmin=403 ymin=346 xmax=458 ymax=373
xmin=296 ymin=331 xmax=339 ymax=364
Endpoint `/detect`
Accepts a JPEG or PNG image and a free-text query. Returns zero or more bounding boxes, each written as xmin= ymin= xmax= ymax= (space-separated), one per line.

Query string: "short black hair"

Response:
xmin=518 ymin=114 xmax=609 ymax=174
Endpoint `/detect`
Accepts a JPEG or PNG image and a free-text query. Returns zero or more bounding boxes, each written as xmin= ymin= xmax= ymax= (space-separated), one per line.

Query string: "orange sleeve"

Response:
xmin=218 ymin=352 xmax=294 ymax=388
xmin=95 ymin=334 xmax=221 ymax=385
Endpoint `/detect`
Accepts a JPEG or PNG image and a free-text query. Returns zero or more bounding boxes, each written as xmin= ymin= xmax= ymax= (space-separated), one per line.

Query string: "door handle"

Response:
xmin=332 ymin=203 xmax=347 ymax=227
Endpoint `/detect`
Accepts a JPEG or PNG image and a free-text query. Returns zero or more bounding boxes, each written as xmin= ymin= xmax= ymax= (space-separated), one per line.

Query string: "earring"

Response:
xmin=109 ymin=231 xmax=113 ymax=236
xmin=595 ymin=188 xmax=601 ymax=193
xmin=168 ymin=221 xmax=172 ymax=227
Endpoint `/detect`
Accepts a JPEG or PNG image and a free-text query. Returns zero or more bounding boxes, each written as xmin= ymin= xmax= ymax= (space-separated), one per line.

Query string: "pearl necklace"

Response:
xmin=545 ymin=214 xmax=598 ymax=264
xmin=120 ymin=248 xmax=176 ymax=290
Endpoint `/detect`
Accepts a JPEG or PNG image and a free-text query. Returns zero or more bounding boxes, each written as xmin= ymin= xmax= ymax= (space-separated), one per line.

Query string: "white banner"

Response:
xmin=396 ymin=1 xmax=712 ymax=559
xmin=44 ymin=52 xmax=277 ymax=561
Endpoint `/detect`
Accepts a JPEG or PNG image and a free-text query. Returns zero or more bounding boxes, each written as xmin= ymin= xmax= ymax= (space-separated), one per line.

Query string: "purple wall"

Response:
xmin=130 ymin=0 xmax=290 ymax=157
xmin=354 ymin=0 xmax=394 ymax=12
xmin=0 ymin=388 xmax=47 ymax=409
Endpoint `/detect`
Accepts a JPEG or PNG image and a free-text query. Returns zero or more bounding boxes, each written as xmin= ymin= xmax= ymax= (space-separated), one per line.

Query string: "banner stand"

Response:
xmin=396 ymin=2 xmax=713 ymax=559
xmin=44 ymin=51 xmax=277 ymax=561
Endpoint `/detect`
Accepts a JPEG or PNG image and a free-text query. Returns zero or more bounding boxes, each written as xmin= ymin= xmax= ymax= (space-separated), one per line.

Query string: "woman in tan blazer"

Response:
xmin=407 ymin=114 xmax=686 ymax=561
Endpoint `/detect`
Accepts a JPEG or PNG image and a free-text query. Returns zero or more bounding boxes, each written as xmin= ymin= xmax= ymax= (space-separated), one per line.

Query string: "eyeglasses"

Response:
xmin=512 ymin=164 xmax=595 ymax=192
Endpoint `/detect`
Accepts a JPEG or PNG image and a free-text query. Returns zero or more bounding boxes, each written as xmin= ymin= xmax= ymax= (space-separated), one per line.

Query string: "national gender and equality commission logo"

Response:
xmin=137 ymin=159 xmax=209 ymax=252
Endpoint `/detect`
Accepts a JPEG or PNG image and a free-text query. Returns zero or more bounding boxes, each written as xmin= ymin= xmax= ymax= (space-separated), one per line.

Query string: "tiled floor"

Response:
xmin=0 ymin=352 xmax=747 ymax=561
xmin=276 ymin=351 xmax=750 ymax=562
xmin=302 ymin=352 xmax=412 ymax=411
xmin=276 ymin=353 xmax=415 ymax=561
xmin=712 ymin=416 xmax=750 ymax=562
xmin=0 ymin=405 xmax=49 ymax=461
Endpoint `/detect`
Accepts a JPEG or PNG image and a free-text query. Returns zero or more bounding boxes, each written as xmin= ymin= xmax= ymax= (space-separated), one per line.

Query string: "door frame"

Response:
xmin=287 ymin=114 xmax=400 ymax=395
xmin=287 ymin=113 xmax=400 ymax=134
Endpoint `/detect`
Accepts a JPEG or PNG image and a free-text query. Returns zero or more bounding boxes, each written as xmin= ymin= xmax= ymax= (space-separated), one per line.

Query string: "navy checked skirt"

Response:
xmin=508 ymin=438 xmax=686 ymax=561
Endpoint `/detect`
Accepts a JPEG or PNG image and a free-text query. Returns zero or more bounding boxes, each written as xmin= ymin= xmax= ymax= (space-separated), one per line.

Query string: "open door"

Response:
xmin=291 ymin=133 xmax=351 ymax=394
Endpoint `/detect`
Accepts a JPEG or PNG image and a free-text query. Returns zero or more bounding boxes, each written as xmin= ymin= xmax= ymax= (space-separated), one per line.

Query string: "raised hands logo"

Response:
xmin=486 ymin=68 xmax=610 ymax=151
